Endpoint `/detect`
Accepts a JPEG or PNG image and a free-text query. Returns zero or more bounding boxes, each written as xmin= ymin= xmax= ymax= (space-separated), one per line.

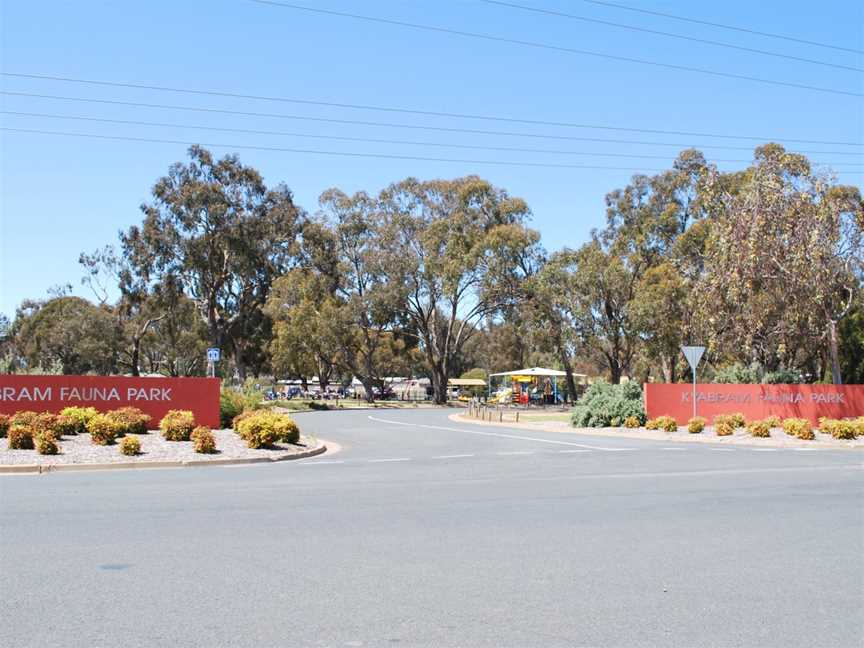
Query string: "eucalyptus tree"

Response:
xmin=696 ymin=144 xmax=864 ymax=383
xmin=376 ymin=176 xmax=541 ymax=403
xmin=119 ymin=146 xmax=303 ymax=380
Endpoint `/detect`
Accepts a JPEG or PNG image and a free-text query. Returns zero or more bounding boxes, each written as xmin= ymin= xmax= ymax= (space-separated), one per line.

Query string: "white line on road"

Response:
xmin=558 ymin=449 xmax=590 ymax=453
xmin=432 ymin=454 xmax=475 ymax=459
xmin=496 ymin=451 xmax=534 ymax=456
xmin=367 ymin=458 xmax=413 ymax=463
xmin=661 ymin=447 xmax=687 ymax=451
xmin=709 ymin=448 xmax=735 ymax=452
xmin=368 ymin=416 xmax=634 ymax=451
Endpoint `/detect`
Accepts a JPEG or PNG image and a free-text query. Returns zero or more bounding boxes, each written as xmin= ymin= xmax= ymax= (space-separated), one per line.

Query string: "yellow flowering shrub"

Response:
xmin=159 ymin=410 xmax=196 ymax=441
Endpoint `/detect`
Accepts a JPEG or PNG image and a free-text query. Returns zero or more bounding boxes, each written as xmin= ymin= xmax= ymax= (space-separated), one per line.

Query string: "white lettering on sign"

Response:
xmin=0 ymin=387 xmax=53 ymax=401
xmin=0 ymin=385 xmax=173 ymax=403
xmin=126 ymin=387 xmax=172 ymax=401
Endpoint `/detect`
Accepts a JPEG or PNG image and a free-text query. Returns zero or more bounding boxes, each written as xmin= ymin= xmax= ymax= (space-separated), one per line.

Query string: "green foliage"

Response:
xmin=87 ymin=414 xmax=120 ymax=445
xmin=747 ymin=420 xmax=770 ymax=437
xmin=159 ymin=410 xmax=196 ymax=441
xmin=191 ymin=426 xmax=218 ymax=454
xmin=234 ymin=410 xmax=299 ymax=448
xmin=35 ymin=434 xmax=60 ymax=455
xmin=819 ymin=418 xmax=858 ymax=440
xmin=7 ymin=424 xmax=34 ymax=449
xmin=715 ymin=421 xmax=734 ymax=436
xmin=59 ymin=407 xmax=99 ymax=434
xmin=782 ymin=418 xmax=814 ymax=440
xmin=119 ymin=435 xmax=141 ymax=456
xmin=220 ymin=388 xmax=260 ymax=428
xmin=11 ymin=296 xmax=117 ymax=374
xmin=106 ymin=407 xmax=151 ymax=436
xmin=687 ymin=417 xmax=706 ymax=434
xmin=570 ymin=381 xmax=644 ymax=428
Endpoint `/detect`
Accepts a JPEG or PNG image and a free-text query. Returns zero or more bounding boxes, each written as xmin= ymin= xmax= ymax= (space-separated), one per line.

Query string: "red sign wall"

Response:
xmin=0 ymin=375 xmax=221 ymax=428
xmin=644 ymin=383 xmax=864 ymax=424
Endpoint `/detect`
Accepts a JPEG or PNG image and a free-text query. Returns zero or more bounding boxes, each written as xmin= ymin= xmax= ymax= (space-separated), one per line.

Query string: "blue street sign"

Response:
xmin=207 ymin=348 xmax=221 ymax=362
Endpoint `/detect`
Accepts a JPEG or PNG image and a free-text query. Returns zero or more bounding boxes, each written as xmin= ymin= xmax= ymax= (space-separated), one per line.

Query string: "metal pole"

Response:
xmin=692 ymin=366 xmax=697 ymax=419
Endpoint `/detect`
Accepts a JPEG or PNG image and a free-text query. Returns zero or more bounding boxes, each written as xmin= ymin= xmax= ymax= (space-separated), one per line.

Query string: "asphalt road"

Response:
xmin=1 ymin=409 xmax=862 ymax=648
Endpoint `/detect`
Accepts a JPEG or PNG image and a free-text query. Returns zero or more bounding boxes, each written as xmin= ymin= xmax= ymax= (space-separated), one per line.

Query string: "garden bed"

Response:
xmin=0 ymin=428 xmax=319 ymax=466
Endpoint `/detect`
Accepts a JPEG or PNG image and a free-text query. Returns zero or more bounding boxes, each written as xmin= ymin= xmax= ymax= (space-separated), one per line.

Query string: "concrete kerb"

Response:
xmin=449 ymin=413 xmax=863 ymax=450
xmin=0 ymin=439 xmax=329 ymax=475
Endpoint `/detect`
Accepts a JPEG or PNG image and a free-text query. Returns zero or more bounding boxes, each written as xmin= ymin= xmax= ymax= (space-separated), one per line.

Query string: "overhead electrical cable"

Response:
xmin=478 ymin=0 xmax=862 ymax=72
xmin=245 ymin=1 xmax=862 ymax=97
xmin=577 ymin=0 xmax=864 ymax=55
xmin=3 ymin=128 xmax=860 ymax=176
xmin=2 ymin=77 xmax=861 ymax=147
xmin=4 ymin=111 xmax=859 ymax=167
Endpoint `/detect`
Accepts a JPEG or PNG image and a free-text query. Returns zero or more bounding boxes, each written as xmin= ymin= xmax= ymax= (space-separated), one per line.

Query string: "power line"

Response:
xmin=4 ymin=111 xmax=859 ymax=167
xmin=479 ymin=0 xmax=863 ymax=72
xmin=2 ymin=128 xmax=860 ymax=176
xmin=0 ymin=127 xmax=670 ymax=171
xmin=246 ymin=1 xmax=862 ymax=98
xmin=1 ymin=76 xmax=861 ymax=147
xmin=578 ymin=0 xmax=864 ymax=55
xmin=3 ymin=92 xmax=860 ymax=156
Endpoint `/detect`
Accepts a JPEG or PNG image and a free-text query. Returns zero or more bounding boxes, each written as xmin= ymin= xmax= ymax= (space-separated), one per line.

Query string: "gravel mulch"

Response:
xmin=0 ymin=429 xmax=319 ymax=465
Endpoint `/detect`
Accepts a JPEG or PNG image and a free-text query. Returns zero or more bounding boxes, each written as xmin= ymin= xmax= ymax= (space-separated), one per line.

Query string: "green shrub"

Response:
xmin=645 ymin=418 xmax=660 ymax=430
xmin=191 ymin=426 xmax=218 ymax=454
xmin=819 ymin=418 xmax=857 ymax=440
xmin=35 ymin=434 xmax=59 ymax=455
xmin=783 ymin=418 xmax=813 ymax=440
xmin=763 ymin=415 xmax=781 ymax=428
xmin=7 ymin=424 xmax=34 ymax=449
xmin=119 ymin=435 xmax=141 ymax=456
xmin=570 ymin=381 xmax=645 ymax=428
xmin=10 ymin=411 xmax=39 ymax=427
xmin=654 ymin=415 xmax=678 ymax=432
xmin=728 ymin=412 xmax=747 ymax=428
xmin=87 ymin=414 xmax=120 ymax=445
xmin=160 ymin=410 xmax=195 ymax=441
xmin=747 ymin=420 xmax=770 ymax=437
xmin=0 ymin=413 xmax=9 ymax=438
xmin=277 ymin=418 xmax=300 ymax=444
xmin=623 ymin=415 xmax=640 ymax=429
xmin=687 ymin=417 xmax=706 ymax=434
xmin=106 ymin=407 xmax=151 ymax=436
xmin=235 ymin=411 xmax=299 ymax=449
xmin=715 ymin=421 xmax=734 ymax=436
xmin=59 ymin=406 xmax=99 ymax=435
xmin=55 ymin=414 xmax=79 ymax=437
xmin=220 ymin=388 xmax=260 ymax=428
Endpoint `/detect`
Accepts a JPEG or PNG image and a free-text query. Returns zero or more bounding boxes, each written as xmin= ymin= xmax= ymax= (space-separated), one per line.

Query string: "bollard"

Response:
xmin=516 ymin=411 xmax=519 ymax=423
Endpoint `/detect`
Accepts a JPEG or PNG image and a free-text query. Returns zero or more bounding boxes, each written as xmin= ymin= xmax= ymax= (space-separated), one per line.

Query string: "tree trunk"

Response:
xmin=828 ymin=319 xmax=842 ymax=385
xmin=430 ymin=366 xmax=448 ymax=405
xmin=360 ymin=376 xmax=376 ymax=403
xmin=130 ymin=336 xmax=142 ymax=377
xmin=609 ymin=361 xmax=622 ymax=385
xmin=558 ymin=347 xmax=576 ymax=403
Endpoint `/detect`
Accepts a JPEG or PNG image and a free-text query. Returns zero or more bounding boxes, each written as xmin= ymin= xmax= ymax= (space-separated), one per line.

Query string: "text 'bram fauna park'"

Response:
xmin=0 ymin=376 xmax=221 ymax=428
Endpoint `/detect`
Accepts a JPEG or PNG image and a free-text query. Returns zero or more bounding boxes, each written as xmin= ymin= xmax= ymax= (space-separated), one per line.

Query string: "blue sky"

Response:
xmin=1 ymin=0 xmax=862 ymax=317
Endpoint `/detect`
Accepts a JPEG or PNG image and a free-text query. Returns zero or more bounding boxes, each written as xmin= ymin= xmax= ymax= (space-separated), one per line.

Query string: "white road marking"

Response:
xmin=661 ymin=447 xmax=687 ymax=451
xmin=368 ymin=416 xmax=634 ymax=451
xmin=709 ymin=448 xmax=735 ymax=452
xmin=558 ymin=449 xmax=590 ymax=453
xmin=432 ymin=454 xmax=475 ymax=459
xmin=367 ymin=457 xmax=412 ymax=463
xmin=496 ymin=451 xmax=534 ymax=456
xmin=794 ymin=448 xmax=819 ymax=451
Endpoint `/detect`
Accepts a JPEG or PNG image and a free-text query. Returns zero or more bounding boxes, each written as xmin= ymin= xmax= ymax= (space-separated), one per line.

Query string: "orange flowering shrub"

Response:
xmin=191 ymin=426 xmax=218 ymax=454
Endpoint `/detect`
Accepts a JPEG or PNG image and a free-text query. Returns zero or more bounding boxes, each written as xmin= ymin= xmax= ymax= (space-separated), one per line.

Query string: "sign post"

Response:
xmin=206 ymin=347 xmax=220 ymax=378
xmin=681 ymin=345 xmax=705 ymax=420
